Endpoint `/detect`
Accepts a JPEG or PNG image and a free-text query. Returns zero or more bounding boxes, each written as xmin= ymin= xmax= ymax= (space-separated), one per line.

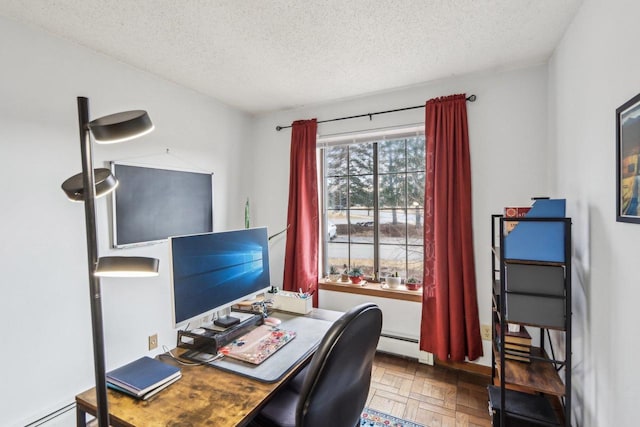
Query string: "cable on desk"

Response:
xmin=160 ymin=345 xmax=225 ymax=366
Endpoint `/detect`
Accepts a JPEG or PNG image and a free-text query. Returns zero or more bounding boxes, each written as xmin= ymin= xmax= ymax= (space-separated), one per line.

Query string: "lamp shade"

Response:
xmin=95 ymin=256 xmax=159 ymax=277
xmin=89 ymin=110 xmax=154 ymax=144
xmin=61 ymin=168 xmax=118 ymax=202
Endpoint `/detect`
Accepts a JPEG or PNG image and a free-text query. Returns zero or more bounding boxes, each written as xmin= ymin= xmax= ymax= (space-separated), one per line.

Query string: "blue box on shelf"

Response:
xmin=504 ymin=199 xmax=566 ymax=263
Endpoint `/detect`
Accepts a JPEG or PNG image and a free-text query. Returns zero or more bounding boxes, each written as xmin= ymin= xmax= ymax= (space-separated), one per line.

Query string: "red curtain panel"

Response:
xmin=282 ymin=119 xmax=319 ymax=306
xmin=420 ymin=94 xmax=483 ymax=361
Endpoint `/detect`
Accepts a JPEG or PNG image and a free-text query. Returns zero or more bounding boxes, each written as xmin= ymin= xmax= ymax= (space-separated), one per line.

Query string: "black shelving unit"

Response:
xmin=489 ymin=214 xmax=572 ymax=426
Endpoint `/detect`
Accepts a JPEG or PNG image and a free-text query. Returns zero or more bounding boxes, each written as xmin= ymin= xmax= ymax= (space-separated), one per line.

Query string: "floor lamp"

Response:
xmin=61 ymin=97 xmax=159 ymax=427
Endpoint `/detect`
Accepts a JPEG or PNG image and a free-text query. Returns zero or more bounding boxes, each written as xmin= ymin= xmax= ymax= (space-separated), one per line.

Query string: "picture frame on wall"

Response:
xmin=616 ymin=92 xmax=640 ymax=223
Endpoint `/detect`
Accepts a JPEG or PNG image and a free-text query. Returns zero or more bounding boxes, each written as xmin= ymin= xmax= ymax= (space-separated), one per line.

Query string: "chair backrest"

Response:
xmin=296 ymin=303 xmax=383 ymax=427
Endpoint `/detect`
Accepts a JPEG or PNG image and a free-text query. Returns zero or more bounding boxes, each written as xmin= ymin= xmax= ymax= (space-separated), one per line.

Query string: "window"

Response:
xmin=320 ymin=128 xmax=425 ymax=281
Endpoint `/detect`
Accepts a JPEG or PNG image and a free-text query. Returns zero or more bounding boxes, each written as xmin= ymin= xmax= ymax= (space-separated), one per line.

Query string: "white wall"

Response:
xmin=249 ymin=65 xmax=551 ymax=368
xmin=549 ymin=0 xmax=640 ymax=425
xmin=0 ymin=16 xmax=251 ymax=426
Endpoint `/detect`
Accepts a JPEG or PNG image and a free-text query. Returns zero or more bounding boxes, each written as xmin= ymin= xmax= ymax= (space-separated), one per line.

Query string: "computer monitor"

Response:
xmin=170 ymin=227 xmax=271 ymax=329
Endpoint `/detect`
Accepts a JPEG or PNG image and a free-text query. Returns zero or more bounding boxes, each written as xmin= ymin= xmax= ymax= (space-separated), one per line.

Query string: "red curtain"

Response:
xmin=282 ymin=119 xmax=319 ymax=307
xmin=420 ymin=94 xmax=483 ymax=361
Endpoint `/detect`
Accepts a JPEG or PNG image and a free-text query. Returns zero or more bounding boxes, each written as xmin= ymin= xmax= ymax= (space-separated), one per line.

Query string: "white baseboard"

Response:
xmin=22 ymin=402 xmax=76 ymax=427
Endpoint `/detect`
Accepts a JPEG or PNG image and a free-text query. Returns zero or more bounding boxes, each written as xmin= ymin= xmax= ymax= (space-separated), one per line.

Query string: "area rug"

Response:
xmin=360 ymin=408 xmax=424 ymax=427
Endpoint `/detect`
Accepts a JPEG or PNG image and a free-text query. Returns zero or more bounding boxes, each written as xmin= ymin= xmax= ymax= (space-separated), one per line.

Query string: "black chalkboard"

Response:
xmin=111 ymin=162 xmax=214 ymax=247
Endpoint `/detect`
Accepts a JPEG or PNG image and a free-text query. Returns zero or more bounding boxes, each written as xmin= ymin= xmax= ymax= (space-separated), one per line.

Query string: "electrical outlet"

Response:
xmin=480 ymin=325 xmax=492 ymax=341
xmin=148 ymin=333 xmax=158 ymax=350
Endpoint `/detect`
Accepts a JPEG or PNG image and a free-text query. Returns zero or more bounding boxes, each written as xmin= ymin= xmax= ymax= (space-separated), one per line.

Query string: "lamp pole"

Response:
xmin=77 ymin=96 xmax=109 ymax=427
xmin=64 ymin=96 xmax=156 ymax=425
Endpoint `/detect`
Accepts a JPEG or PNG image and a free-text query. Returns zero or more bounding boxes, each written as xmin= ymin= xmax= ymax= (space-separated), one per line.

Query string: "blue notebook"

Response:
xmin=106 ymin=356 xmax=181 ymax=397
xmin=107 ymin=374 xmax=181 ymax=400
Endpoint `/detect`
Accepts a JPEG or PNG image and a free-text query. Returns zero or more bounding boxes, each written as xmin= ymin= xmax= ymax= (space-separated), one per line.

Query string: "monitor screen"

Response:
xmin=170 ymin=227 xmax=271 ymax=328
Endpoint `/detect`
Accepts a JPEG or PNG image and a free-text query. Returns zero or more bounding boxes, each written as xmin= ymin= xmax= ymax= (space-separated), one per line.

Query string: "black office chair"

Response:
xmin=252 ymin=303 xmax=383 ymax=427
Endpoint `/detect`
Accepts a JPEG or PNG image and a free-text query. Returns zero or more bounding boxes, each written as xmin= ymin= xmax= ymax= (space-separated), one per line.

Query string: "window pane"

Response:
xmin=407 ymin=245 xmax=424 ymax=281
xmin=379 ymin=244 xmax=406 ymax=279
xmin=327 ymin=211 xmax=347 ymax=243
xmin=327 ymin=177 xmax=348 ymax=211
xmin=407 ymin=172 xmax=424 ymax=208
xmin=349 ymin=174 xmax=373 ymax=209
xmin=349 ymin=209 xmax=374 ymax=243
xmin=327 ymin=242 xmax=349 ymax=274
xmin=379 ymin=139 xmax=406 ymax=173
xmin=379 ymin=173 xmax=406 ymax=209
xmin=408 ymin=208 xmax=424 ymax=245
xmin=406 ymin=136 xmax=425 ymax=172
xmin=349 ymin=243 xmax=374 ymax=278
xmin=349 ymin=143 xmax=374 ymax=174
xmin=379 ymin=209 xmax=406 ymax=244
xmin=326 ymin=146 xmax=348 ymax=176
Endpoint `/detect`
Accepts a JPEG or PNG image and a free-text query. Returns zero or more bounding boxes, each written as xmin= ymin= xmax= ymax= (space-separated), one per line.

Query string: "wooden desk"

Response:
xmin=76 ymin=308 xmax=341 ymax=427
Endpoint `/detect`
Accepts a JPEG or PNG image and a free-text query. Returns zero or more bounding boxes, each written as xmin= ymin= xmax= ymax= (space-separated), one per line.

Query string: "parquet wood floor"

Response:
xmin=367 ymin=353 xmax=492 ymax=427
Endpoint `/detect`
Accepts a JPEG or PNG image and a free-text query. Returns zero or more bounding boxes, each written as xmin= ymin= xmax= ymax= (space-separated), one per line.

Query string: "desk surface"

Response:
xmin=76 ymin=308 xmax=342 ymax=427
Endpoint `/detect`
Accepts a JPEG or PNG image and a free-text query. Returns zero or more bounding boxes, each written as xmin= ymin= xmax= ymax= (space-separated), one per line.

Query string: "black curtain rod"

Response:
xmin=275 ymin=94 xmax=476 ymax=131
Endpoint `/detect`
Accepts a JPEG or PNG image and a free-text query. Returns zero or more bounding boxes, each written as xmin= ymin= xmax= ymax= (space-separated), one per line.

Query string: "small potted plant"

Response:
xmin=406 ymin=277 xmax=422 ymax=291
xmin=386 ymin=271 xmax=402 ymax=289
xmin=348 ymin=267 xmax=363 ymax=284
xmin=340 ymin=264 xmax=350 ymax=282
xmin=328 ymin=265 xmax=341 ymax=282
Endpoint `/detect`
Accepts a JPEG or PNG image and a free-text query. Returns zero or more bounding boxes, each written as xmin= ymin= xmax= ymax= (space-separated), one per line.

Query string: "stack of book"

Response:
xmin=496 ymin=324 xmax=532 ymax=363
xmin=106 ymin=356 xmax=182 ymax=400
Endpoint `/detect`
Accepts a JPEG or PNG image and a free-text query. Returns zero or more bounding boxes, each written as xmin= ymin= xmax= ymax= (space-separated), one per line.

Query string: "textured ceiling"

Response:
xmin=0 ymin=0 xmax=582 ymax=114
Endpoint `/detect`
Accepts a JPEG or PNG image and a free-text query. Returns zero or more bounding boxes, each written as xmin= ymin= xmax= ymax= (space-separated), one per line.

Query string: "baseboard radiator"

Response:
xmin=378 ymin=332 xmax=433 ymax=365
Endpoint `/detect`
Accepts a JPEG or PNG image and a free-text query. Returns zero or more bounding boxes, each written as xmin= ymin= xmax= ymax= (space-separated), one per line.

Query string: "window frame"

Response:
xmin=318 ymin=125 xmax=425 ymax=281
